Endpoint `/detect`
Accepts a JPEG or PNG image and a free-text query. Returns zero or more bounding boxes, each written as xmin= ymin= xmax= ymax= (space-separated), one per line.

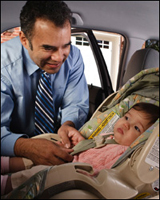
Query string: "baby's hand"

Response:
xmin=68 ymin=130 xmax=85 ymax=147
xmin=58 ymin=123 xmax=85 ymax=148
xmin=56 ymin=131 xmax=85 ymax=148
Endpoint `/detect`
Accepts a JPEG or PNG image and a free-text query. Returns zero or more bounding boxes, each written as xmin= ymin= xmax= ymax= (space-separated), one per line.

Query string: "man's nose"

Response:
xmin=51 ymin=49 xmax=64 ymax=61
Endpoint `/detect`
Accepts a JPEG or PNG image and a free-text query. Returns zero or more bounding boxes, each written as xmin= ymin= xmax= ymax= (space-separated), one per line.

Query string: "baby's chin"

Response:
xmin=113 ymin=134 xmax=120 ymax=143
xmin=114 ymin=137 xmax=130 ymax=146
xmin=114 ymin=137 xmax=120 ymax=144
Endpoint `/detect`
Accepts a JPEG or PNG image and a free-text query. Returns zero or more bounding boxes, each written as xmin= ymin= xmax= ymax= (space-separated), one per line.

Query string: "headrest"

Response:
xmin=123 ymin=48 xmax=159 ymax=85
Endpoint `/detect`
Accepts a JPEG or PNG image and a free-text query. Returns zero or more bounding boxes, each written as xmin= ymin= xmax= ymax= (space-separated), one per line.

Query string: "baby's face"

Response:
xmin=113 ymin=108 xmax=151 ymax=146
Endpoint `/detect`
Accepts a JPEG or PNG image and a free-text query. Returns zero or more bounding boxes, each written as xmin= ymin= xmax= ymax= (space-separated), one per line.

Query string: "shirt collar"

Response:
xmin=23 ymin=46 xmax=39 ymax=76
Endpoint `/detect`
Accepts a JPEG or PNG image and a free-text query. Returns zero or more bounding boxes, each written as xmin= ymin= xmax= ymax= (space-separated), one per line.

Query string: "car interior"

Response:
xmin=1 ymin=1 xmax=159 ymax=199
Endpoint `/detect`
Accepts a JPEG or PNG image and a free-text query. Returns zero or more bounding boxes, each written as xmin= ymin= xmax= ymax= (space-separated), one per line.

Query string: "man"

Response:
xmin=1 ymin=1 xmax=89 ymax=166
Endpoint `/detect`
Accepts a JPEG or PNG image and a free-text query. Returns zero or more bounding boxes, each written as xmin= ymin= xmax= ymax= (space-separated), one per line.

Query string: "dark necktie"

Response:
xmin=35 ymin=71 xmax=55 ymax=134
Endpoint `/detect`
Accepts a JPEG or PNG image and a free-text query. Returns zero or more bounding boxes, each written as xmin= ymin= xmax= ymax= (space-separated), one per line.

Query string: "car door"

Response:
xmin=71 ymin=28 xmax=114 ymax=119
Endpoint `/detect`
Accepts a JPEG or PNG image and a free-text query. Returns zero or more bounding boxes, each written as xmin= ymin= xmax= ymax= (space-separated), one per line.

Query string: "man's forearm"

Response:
xmin=14 ymin=137 xmax=32 ymax=158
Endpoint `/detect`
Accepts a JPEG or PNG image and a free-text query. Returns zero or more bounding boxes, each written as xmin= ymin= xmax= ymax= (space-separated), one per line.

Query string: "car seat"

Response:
xmin=91 ymin=48 xmax=159 ymax=119
xmin=2 ymin=52 xmax=159 ymax=199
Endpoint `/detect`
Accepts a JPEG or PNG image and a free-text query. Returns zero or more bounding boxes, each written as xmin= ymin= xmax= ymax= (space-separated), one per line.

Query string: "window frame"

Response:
xmin=71 ymin=28 xmax=114 ymax=98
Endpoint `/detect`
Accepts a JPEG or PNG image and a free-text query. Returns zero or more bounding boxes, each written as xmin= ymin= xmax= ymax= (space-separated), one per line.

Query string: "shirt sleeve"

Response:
xmin=1 ymin=76 xmax=28 ymax=156
xmin=61 ymin=46 xmax=89 ymax=129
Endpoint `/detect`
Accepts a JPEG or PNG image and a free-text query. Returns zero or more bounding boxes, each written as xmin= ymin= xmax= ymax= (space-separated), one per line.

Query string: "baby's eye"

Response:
xmin=125 ymin=116 xmax=128 ymax=120
xmin=135 ymin=126 xmax=140 ymax=132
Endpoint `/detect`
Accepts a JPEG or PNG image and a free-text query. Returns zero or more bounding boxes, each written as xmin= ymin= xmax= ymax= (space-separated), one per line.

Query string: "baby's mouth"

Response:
xmin=117 ymin=128 xmax=124 ymax=135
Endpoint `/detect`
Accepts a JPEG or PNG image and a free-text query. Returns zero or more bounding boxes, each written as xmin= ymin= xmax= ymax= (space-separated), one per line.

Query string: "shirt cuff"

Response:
xmin=1 ymin=133 xmax=28 ymax=156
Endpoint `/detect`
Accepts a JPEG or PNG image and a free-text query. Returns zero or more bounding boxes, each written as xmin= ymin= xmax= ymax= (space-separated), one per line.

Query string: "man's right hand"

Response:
xmin=14 ymin=137 xmax=74 ymax=166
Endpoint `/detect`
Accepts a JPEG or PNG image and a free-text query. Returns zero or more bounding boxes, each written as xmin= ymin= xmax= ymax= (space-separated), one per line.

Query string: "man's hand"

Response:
xmin=58 ymin=121 xmax=85 ymax=148
xmin=14 ymin=137 xmax=73 ymax=166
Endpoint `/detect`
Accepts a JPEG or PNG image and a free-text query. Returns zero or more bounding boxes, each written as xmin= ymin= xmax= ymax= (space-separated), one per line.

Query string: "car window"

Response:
xmin=71 ymin=30 xmax=124 ymax=91
xmin=93 ymin=30 xmax=124 ymax=91
xmin=71 ymin=34 xmax=101 ymax=87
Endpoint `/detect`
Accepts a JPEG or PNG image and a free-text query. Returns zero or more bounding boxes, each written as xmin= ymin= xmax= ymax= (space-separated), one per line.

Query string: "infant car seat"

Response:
xmin=3 ymin=67 xmax=159 ymax=199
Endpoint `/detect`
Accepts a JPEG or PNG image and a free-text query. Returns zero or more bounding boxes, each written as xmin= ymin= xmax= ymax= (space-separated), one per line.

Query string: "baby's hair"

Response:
xmin=132 ymin=102 xmax=159 ymax=125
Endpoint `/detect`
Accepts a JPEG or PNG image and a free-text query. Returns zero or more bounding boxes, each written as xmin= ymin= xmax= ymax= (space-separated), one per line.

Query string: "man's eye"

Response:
xmin=64 ymin=43 xmax=71 ymax=48
xmin=135 ymin=126 xmax=140 ymax=132
xmin=44 ymin=47 xmax=52 ymax=51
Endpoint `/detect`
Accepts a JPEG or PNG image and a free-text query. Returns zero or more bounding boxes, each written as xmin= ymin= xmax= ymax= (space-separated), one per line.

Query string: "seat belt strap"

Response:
xmin=71 ymin=134 xmax=118 ymax=156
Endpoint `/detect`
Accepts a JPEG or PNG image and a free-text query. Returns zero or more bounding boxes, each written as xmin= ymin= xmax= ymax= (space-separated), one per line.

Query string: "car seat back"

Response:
xmin=122 ymin=48 xmax=159 ymax=86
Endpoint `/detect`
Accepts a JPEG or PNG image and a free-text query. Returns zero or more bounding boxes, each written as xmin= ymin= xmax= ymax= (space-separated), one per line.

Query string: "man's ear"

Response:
xmin=19 ymin=31 xmax=29 ymax=49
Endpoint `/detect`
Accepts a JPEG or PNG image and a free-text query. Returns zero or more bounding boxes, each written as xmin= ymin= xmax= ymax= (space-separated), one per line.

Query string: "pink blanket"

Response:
xmin=73 ymin=144 xmax=128 ymax=174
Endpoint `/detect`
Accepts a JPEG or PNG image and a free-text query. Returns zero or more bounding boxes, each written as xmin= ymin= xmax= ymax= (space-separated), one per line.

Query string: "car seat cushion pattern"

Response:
xmin=107 ymin=67 xmax=159 ymax=111
xmin=79 ymin=67 xmax=159 ymax=167
xmin=79 ymin=67 xmax=159 ymax=137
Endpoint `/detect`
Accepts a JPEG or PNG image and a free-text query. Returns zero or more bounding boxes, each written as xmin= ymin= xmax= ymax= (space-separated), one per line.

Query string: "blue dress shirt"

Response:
xmin=1 ymin=36 xmax=89 ymax=156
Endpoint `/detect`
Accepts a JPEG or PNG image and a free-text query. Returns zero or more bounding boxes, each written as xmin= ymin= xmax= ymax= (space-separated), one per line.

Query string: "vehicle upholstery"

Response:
xmin=1 ymin=1 xmax=159 ymax=199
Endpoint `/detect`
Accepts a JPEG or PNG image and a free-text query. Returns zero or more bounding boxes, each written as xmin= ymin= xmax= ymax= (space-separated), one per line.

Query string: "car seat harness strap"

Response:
xmin=70 ymin=134 xmax=118 ymax=156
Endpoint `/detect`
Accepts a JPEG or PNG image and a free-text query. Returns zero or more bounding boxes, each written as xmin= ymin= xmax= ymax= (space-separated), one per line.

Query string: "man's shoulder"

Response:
xmin=69 ymin=44 xmax=80 ymax=56
xmin=1 ymin=36 xmax=23 ymax=68
xmin=67 ymin=45 xmax=82 ymax=64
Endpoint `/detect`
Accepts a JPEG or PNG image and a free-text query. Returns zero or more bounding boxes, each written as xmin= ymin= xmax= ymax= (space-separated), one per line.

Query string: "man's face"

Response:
xmin=113 ymin=108 xmax=150 ymax=146
xmin=20 ymin=18 xmax=71 ymax=74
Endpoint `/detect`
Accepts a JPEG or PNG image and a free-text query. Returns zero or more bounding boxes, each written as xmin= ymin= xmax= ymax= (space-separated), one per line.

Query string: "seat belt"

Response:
xmin=71 ymin=134 xmax=118 ymax=156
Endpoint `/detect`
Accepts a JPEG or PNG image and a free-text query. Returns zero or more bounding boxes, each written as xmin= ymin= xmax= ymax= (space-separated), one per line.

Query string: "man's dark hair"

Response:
xmin=132 ymin=102 xmax=159 ymax=125
xmin=20 ymin=1 xmax=72 ymax=41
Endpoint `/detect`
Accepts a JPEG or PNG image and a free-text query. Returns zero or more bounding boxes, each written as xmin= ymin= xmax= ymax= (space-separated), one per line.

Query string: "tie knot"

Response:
xmin=44 ymin=72 xmax=49 ymax=78
xmin=41 ymin=70 xmax=49 ymax=79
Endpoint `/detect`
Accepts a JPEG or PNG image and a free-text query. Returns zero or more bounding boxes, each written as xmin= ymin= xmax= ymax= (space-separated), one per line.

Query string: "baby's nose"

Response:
xmin=123 ymin=122 xmax=130 ymax=129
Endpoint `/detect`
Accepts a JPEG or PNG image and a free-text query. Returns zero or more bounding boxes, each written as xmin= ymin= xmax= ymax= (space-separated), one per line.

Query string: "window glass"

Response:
xmin=71 ymin=35 xmax=101 ymax=87
xmin=72 ymin=31 xmax=124 ymax=91
xmin=93 ymin=30 xmax=124 ymax=91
